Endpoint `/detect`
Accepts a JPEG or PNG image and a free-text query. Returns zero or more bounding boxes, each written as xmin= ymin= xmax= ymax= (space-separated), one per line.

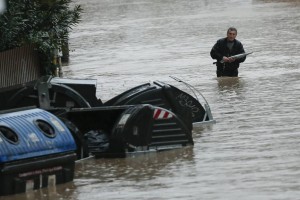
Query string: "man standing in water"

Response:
xmin=210 ymin=27 xmax=246 ymax=77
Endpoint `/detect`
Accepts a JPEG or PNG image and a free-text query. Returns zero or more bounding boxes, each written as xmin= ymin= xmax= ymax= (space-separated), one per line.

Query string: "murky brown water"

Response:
xmin=2 ymin=0 xmax=300 ymax=199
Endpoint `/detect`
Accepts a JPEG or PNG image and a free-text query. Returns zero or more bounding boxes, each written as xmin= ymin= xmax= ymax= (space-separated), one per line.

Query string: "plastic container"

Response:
xmin=0 ymin=108 xmax=77 ymax=196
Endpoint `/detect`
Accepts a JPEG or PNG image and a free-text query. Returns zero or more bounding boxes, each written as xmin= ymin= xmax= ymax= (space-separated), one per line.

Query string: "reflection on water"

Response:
xmin=0 ymin=181 xmax=76 ymax=200
xmin=75 ymin=147 xmax=195 ymax=181
xmin=73 ymin=147 xmax=195 ymax=199
xmin=217 ymin=77 xmax=242 ymax=91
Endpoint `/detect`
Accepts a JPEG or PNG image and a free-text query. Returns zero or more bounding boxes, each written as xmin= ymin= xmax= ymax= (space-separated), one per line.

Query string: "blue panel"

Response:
xmin=0 ymin=108 xmax=76 ymax=163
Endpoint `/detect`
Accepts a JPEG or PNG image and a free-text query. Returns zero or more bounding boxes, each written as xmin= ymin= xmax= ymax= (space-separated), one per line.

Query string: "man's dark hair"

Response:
xmin=227 ymin=27 xmax=237 ymax=34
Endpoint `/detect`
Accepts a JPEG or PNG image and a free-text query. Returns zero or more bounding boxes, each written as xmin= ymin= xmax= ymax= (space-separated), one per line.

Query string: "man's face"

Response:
xmin=227 ymin=31 xmax=237 ymax=42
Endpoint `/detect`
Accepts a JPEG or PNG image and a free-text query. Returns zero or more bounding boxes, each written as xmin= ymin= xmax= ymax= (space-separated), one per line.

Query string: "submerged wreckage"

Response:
xmin=0 ymin=75 xmax=215 ymax=195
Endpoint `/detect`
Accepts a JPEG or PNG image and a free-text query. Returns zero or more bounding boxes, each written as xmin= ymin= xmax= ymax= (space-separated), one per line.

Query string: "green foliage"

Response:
xmin=0 ymin=0 xmax=82 ymax=75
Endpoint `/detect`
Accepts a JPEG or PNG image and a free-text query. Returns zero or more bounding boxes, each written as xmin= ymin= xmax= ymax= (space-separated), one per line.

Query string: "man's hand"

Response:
xmin=222 ymin=56 xmax=236 ymax=63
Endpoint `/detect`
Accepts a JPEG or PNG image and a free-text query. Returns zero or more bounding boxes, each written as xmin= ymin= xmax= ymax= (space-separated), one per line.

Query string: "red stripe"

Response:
xmin=163 ymin=111 xmax=169 ymax=119
xmin=154 ymin=109 xmax=161 ymax=119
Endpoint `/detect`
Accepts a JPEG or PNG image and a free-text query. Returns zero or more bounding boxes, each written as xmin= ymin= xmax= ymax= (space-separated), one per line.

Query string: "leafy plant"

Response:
xmin=0 ymin=0 xmax=82 ymax=75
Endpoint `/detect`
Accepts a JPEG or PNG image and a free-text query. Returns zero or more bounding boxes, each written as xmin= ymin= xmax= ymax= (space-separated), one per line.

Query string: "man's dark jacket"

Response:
xmin=210 ymin=38 xmax=246 ymax=77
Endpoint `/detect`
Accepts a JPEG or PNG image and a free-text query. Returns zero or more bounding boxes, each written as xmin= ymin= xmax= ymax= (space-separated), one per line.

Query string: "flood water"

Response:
xmin=2 ymin=0 xmax=300 ymax=199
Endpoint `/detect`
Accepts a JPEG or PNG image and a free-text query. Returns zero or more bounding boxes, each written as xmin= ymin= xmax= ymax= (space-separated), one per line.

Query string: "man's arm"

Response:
xmin=220 ymin=52 xmax=252 ymax=63
xmin=235 ymin=42 xmax=246 ymax=63
xmin=210 ymin=41 xmax=223 ymax=61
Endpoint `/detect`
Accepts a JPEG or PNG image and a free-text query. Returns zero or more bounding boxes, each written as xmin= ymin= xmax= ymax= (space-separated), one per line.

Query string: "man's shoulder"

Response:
xmin=217 ymin=38 xmax=227 ymax=43
xmin=234 ymin=39 xmax=242 ymax=45
xmin=215 ymin=38 xmax=227 ymax=46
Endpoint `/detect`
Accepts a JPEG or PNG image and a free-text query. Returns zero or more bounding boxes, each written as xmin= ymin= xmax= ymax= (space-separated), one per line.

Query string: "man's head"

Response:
xmin=227 ymin=27 xmax=237 ymax=42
